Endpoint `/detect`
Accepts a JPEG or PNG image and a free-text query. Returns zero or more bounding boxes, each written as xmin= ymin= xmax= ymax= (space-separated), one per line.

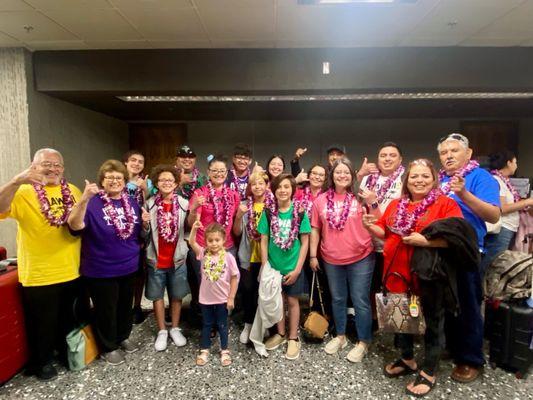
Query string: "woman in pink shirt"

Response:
xmin=310 ymin=158 xmax=378 ymax=362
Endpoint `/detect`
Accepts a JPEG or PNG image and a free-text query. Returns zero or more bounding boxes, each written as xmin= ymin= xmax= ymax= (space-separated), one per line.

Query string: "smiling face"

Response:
xmin=309 ymin=165 xmax=326 ymax=190
xmin=102 ymin=170 xmax=126 ymax=198
xmin=250 ymin=176 xmax=267 ymax=199
xmin=233 ymin=154 xmax=251 ymax=174
xmin=176 ymin=156 xmax=196 ymax=173
xmin=274 ymin=178 xmax=293 ymax=203
xmin=268 ymin=157 xmax=284 ymax=178
xmin=206 ymin=231 xmax=225 ymax=254
xmin=156 ymin=171 xmax=178 ymax=197
xmin=328 ymin=150 xmax=344 ymax=167
xmin=332 ymin=162 xmax=353 ymax=190
xmin=378 ymin=146 xmax=402 ymax=175
xmin=438 ymin=140 xmax=472 ymax=175
xmin=208 ymin=161 xmax=228 ymax=187
xmin=406 ymin=164 xmax=435 ymax=200
xmin=32 ymin=151 xmax=64 ymax=186
xmin=124 ymin=153 xmax=145 ymax=178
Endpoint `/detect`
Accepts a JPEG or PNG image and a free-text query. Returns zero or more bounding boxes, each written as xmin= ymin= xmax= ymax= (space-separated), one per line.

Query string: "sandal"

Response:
xmin=405 ymin=372 xmax=436 ymax=398
xmin=220 ymin=350 xmax=232 ymax=367
xmin=384 ymin=358 xmax=418 ymax=378
xmin=196 ymin=350 xmax=209 ymax=366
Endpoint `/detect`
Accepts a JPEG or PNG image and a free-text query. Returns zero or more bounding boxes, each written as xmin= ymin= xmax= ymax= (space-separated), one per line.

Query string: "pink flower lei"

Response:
xmin=267 ymin=198 xmax=301 ymax=251
xmin=207 ymin=181 xmax=233 ymax=228
xmin=32 ymin=178 xmax=74 ymax=227
xmin=326 ymin=188 xmax=354 ymax=231
xmin=439 ymin=160 xmax=479 ymax=195
xmin=231 ymin=168 xmax=249 ymax=199
xmin=491 ymin=169 xmax=521 ymax=203
xmin=155 ymin=193 xmax=180 ymax=243
xmin=133 ymin=187 xmax=144 ymax=207
xmin=245 ymin=196 xmax=262 ymax=241
xmin=391 ymin=189 xmax=440 ymax=236
xmin=179 ymin=167 xmax=200 ymax=197
xmin=99 ymin=189 xmax=136 ymax=240
xmin=365 ymin=165 xmax=405 ymax=204
xmin=300 ymin=186 xmax=321 ymax=216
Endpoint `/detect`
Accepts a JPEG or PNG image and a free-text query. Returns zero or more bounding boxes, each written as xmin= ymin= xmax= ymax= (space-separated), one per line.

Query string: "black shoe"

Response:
xmin=132 ymin=306 xmax=147 ymax=325
xmin=35 ymin=364 xmax=58 ymax=381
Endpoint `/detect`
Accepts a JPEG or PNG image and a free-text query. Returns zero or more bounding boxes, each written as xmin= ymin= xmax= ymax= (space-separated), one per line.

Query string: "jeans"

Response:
xmin=324 ymin=253 xmax=375 ymax=341
xmin=480 ymin=227 xmax=516 ymax=277
xmin=200 ymin=304 xmax=229 ymax=350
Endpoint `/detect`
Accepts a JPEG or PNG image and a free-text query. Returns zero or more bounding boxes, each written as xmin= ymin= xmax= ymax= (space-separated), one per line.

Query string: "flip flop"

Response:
xmin=405 ymin=372 xmax=436 ymax=398
xmin=196 ymin=350 xmax=209 ymax=366
xmin=384 ymin=358 xmax=418 ymax=378
xmin=220 ymin=350 xmax=232 ymax=367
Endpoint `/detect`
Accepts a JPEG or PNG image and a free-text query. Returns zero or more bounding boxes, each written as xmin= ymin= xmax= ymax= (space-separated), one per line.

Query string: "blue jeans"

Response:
xmin=200 ymin=304 xmax=228 ymax=350
xmin=324 ymin=253 xmax=375 ymax=341
xmin=480 ymin=227 xmax=516 ymax=277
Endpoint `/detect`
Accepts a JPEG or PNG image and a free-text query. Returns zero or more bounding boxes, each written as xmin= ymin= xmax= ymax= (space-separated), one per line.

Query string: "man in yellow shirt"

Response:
xmin=0 ymin=148 xmax=82 ymax=381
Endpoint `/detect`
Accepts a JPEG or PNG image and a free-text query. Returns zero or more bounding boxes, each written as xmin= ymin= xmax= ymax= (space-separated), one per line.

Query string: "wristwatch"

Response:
xmin=370 ymin=201 xmax=379 ymax=210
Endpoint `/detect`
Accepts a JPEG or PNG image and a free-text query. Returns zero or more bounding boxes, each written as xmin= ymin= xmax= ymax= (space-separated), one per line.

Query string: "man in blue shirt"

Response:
xmin=438 ymin=133 xmax=500 ymax=383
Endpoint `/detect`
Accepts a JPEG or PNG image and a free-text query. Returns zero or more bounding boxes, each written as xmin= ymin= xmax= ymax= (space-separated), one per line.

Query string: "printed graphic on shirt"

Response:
xmin=274 ymin=218 xmax=291 ymax=241
xmin=102 ymin=206 xmax=139 ymax=227
xmin=320 ymin=199 xmax=359 ymax=218
xmin=49 ymin=195 xmax=76 ymax=217
xmin=230 ymin=176 xmax=248 ymax=199
xmin=374 ymin=177 xmax=402 ymax=202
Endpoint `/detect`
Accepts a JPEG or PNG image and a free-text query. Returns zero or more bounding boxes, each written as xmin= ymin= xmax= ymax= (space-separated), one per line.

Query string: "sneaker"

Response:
xmin=120 ymin=339 xmax=139 ymax=354
xmin=286 ymin=339 xmax=301 ymax=360
xmin=324 ymin=336 xmax=348 ymax=355
xmin=154 ymin=330 xmax=168 ymax=351
xmin=346 ymin=342 xmax=368 ymax=363
xmin=239 ymin=323 xmax=252 ymax=344
xmin=265 ymin=333 xmax=286 ymax=351
xmin=35 ymin=364 xmax=58 ymax=381
xmin=169 ymin=327 xmax=187 ymax=347
xmin=101 ymin=349 xmax=125 ymax=366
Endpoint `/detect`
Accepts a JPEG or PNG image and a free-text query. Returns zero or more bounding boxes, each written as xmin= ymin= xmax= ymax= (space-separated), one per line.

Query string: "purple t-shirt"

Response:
xmin=80 ymin=195 xmax=142 ymax=278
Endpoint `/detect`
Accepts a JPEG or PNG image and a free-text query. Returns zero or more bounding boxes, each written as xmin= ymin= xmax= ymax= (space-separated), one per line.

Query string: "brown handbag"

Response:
xmin=375 ymin=271 xmax=426 ymax=335
xmin=303 ymin=272 xmax=329 ymax=339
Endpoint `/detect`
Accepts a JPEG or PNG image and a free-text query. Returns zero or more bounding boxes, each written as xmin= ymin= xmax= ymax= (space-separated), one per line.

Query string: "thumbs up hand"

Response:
xmin=357 ymin=157 xmax=379 ymax=180
xmin=82 ymin=179 xmax=99 ymax=202
xmin=294 ymin=148 xmax=307 ymax=160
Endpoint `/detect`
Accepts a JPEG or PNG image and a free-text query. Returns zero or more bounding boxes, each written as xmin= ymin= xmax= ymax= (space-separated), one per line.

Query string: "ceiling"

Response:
xmin=2 ymin=0 xmax=533 ymax=51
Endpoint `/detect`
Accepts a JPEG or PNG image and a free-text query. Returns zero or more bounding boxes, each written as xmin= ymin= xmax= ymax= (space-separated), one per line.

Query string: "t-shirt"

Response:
xmin=197 ymin=247 xmax=240 ymax=305
xmin=226 ymin=170 xmax=249 ymax=200
xmin=79 ymin=195 xmax=142 ymax=278
xmin=440 ymin=167 xmax=500 ymax=251
xmin=126 ymin=178 xmax=154 ymax=205
xmin=189 ymin=185 xmax=240 ymax=249
xmin=375 ymin=196 xmax=463 ymax=293
xmin=294 ymin=186 xmax=322 ymax=216
xmin=257 ymin=202 xmax=312 ymax=275
xmin=493 ymin=175 xmax=520 ymax=232
xmin=311 ymin=192 xmax=373 ymax=265
xmin=178 ymin=171 xmax=207 ymax=200
xmin=156 ymin=202 xmax=177 ymax=268
xmin=0 ymin=183 xmax=82 ymax=287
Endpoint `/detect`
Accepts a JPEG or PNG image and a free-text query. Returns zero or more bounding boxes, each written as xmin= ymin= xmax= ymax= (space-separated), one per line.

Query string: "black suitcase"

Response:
xmin=485 ymin=299 xmax=533 ymax=378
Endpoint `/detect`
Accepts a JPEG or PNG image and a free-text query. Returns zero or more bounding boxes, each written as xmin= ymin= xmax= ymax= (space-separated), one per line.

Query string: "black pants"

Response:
xmin=240 ymin=263 xmax=261 ymax=324
xmin=395 ymin=280 xmax=445 ymax=376
xmin=21 ymin=278 xmax=80 ymax=370
xmin=84 ymin=273 xmax=135 ymax=352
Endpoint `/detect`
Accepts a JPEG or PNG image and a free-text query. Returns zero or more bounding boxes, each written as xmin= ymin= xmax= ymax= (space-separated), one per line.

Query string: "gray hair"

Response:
xmin=437 ymin=133 xmax=469 ymax=152
xmin=32 ymin=148 xmax=64 ymax=164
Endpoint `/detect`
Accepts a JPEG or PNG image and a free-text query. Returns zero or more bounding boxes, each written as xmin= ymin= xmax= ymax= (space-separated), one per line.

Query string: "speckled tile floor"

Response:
xmin=1 ymin=306 xmax=531 ymax=400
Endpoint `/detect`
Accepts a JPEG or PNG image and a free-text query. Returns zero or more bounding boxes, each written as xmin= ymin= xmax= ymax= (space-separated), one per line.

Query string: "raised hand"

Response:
xmin=358 ymin=187 xmax=377 ymax=205
xmin=251 ymin=161 xmax=264 ymax=175
xmin=450 ymin=175 xmax=466 ymax=195
xmin=237 ymin=202 xmax=248 ymax=217
xmin=192 ymin=195 xmax=206 ymax=211
xmin=13 ymin=166 xmax=45 ymax=186
xmin=191 ymin=219 xmax=203 ymax=231
xmin=141 ymin=208 xmax=151 ymax=227
xmin=295 ymin=169 xmax=309 ymax=184
xmin=358 ymin=157 xmax=379 ymax=178
xmin=180 ymin=170 xmax=192 ymax=185
xmin=294 ymin=147 xmax=307 ymax=160
xmin=81 ymin=179 xmax=99 ymax=202
xmin=362 ymin=212 xmax=378 ymax=228
xmin=136 ymin=174 xmax=148 ymax=192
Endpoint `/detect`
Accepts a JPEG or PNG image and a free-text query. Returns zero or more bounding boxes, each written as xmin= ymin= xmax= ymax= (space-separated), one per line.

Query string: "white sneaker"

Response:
xmin=239 ymin=323 xmax=252 ymax=344
xmin=346 ymin=342 xmax=368 ymax=363
xmin=154 ymin=330 xmax=168 ymax=351
xmin=324 ymin=336 xmax=348 ymax=355
xmin=169 ymin=327 xmax=187 ymax=347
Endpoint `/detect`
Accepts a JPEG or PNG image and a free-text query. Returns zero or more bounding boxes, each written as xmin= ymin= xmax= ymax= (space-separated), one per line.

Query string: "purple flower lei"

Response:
xmin=32 ymin=178 xmax=74 ymax=227
xmin=99 ymin=189 xmax=136 ymax=240
xmin=266 ymin=198 xmax=301 ymax=251
xmin=439 ymin=160 xmax=479 ymax=195
xmin=207 ymin=181 xmax=233 ymax=228
xmin=231 ymin=168 xmax=249 ymax=199
xmin=301 ymin=186 xmax=321 ymax=216
xmin=326 ymin=189 xmax=354 ymax=231
xmin=245 ymin=196 xmax=262 ymax=241
xmin=155 ymin=193 xmax=180 ymax=243
xmin=391 ymin=189 xmax=440 ymax=236
xmin=179 ymin=167 xmax=200 ymax=197
xmin=133 ymin=187 xmax=144 ymax=207
xmin=491 ymin=169 xmax=521 ymax=203
xmin=365 ymin=165 xmax=405 ymax=204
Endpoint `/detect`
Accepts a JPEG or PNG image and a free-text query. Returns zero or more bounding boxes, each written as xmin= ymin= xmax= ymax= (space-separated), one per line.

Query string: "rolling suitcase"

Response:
xmin=485 ymin=299 xmax=533 ymax=378
xmin=0 ymin=263 xmax=29 ymax=384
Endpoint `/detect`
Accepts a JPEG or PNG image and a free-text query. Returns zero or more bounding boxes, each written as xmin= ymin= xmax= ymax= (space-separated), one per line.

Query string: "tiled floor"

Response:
xmin=1 ymin=308 xmax=532 ymax=400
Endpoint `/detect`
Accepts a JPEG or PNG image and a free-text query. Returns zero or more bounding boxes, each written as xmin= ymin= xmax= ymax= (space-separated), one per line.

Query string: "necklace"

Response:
xmin=365 ymin=165 xmax=404 ymax=204
xmin=268 ymin=200 xmax=301 ymax=250
xmin=491 ymin=169 xmax=521 ymax=203
xmin=32 ymin=178 xmax=74 ymax=227
xmin=99 ymin=190 xmax=136 ymax=240
xmin=231 ymin=168 xmax=249 ymax=199
xmin=325 ymin=189 xmax=354 ymax=231
xmin=207 ymin=182 xmax=233 ymax=227
xmin=439 ymin=160 xmax=479 ymax=195
xmin=391 ymin=189 xmax=440 ymax=236
xmin=245 ymin=196 xmax=262 ymax=241
xmin=155 ymin=193 xmax=180 ymax=243
xmin=204 ymin=250 xmax=226 ymax=282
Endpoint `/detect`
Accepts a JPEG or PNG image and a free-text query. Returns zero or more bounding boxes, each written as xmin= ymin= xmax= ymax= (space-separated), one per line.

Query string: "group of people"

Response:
xmin=1 ymin=133 xmax=530 ymax=398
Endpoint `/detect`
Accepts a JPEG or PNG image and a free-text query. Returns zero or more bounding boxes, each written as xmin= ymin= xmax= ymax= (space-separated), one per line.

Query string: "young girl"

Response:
xmin=233 ymin=172 xmax=271 ymax=344
xmin=257 ymin=173 xmax=311 ymax=360
xmin=144 ymin=165 xmax=190 ymax=351
xmin=189 ymin=221 xmax=240 ymax=366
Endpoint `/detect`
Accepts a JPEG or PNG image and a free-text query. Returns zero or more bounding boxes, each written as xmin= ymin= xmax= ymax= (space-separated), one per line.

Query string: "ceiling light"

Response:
xmin=117 ymin=92 xmax=533 ymax=102
xmin=317 ymin=0 xmax=394 ymax=3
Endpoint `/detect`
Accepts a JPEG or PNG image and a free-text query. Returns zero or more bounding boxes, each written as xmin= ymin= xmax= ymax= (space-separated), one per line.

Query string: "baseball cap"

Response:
xmin=176 ymin=145 xmax=196 ymax=157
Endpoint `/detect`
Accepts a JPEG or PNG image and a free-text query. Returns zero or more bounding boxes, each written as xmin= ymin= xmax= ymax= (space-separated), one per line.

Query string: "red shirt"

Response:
xmin=157 ymin=203 xmax=177 ymax=269
xmin=375 ymin=195 xmax=463 ymax=293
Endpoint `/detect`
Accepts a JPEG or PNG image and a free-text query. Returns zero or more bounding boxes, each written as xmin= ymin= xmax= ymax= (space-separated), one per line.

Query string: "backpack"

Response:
xmin=485 ymin=250 xmax=532 ymax=301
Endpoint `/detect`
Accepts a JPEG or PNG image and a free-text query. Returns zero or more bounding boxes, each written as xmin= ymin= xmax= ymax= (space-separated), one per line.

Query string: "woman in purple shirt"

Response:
xmin=68 ymin=160 xmax=150 ymax=366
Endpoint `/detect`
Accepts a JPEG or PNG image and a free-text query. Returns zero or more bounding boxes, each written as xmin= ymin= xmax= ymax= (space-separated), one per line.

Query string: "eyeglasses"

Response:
xmin=104 ymin=176 xmax=124 ymax=182
xmin=40 ymin=162 xmax=64 ymax=169
xmin=233 ymin=155 xmax=250 ymax=161
xmin=333 ymin=170 xmax=351 ymax=176
xmin=209 ymin=169 xmax=227 ymax=175
xmin=158 ymin=179 xmax=175 ymax=184
xmin=310 ymin=171 xmax=326 ymax=178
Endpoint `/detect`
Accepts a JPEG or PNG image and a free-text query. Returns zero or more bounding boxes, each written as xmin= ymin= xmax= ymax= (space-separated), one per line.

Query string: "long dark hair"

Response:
xmin=328 ymin=157 xmax=356 ymax=193
xmin=266 ymin=154 xmax=286 ymax=181
xmin=401 ymin=159 xmax=439 ymax=199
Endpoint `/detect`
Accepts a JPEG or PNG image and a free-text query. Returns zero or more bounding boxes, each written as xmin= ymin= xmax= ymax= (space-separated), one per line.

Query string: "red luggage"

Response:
xmin=0 ymin=264 xmax=29 ymax=384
